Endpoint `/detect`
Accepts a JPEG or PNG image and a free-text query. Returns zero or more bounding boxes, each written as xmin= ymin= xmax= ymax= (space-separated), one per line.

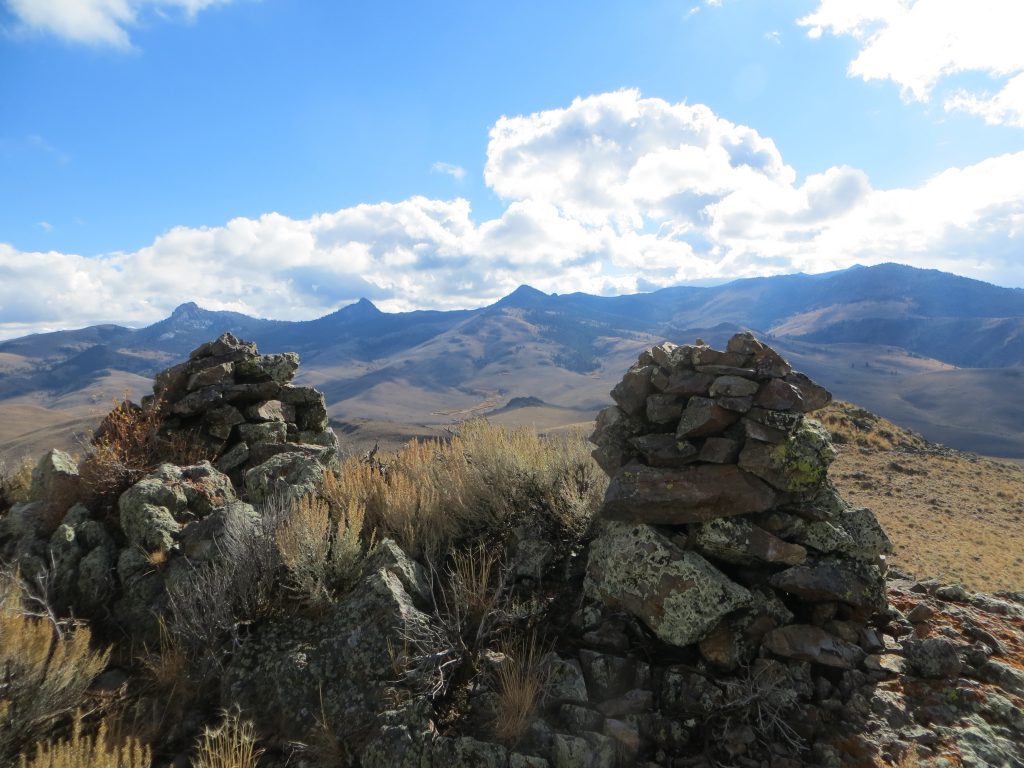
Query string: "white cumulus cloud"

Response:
xmin=2 ymin=90 xmax=1023 ymax=339
xmin=799 ymin=0 xmax=1024 ymax=127
xmin=4 ymin=0 xmax=232 ymax=47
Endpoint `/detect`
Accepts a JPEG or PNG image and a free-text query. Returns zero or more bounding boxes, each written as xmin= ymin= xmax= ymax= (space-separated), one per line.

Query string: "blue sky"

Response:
xmin=1 ymin=0 xmax=1023 ymax=337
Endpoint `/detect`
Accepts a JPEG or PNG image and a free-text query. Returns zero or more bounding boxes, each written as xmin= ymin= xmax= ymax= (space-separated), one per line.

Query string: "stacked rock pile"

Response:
xmin=586 ymin=332 xmax=894 ymax=671
xmin=145 ymin=332 xmax=338 ymax=479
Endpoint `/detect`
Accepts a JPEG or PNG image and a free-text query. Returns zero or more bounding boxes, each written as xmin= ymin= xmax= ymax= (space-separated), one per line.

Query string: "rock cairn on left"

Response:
xmin=0 ymin=334 xmax=339 ymax=643
xmin=148 ymin=331 xmax=339 ymax=484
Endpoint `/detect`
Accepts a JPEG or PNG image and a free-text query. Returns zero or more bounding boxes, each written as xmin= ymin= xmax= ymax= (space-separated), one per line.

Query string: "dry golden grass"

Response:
xmin=823 ymin=401 xmax=1024 ymax=592
xmin=324 ymin=420 xmax=605 ymax=558
xmin=0 ymin=572 xmax=111 ymax=761
xmin=193 ymin=708 xmax=264 ymax=768
xmin=491 ymin=633 xmax=549 ymax=746
xmin=17 ymin=713 xmax=150 ymax=768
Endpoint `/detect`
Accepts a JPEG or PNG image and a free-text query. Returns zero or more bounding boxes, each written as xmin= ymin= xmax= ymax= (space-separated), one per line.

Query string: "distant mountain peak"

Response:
xmin=495 ymin=284 xmax=549 ymax=308
xmin=171 ymin=301 xmax=203 ymax=318
xmin=339 ymin=297 xmax=382 ymax=317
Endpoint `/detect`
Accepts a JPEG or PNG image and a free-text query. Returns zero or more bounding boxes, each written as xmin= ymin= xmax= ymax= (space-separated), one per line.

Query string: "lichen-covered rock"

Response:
xmin=586 ymin=521 xmax=752 ymax=648
xmin=695 ymin=517 xmax=807 ymax=566
xmin=904 ymin=637 xmax=963 ymax=679
xmin=224 ymin=564 xmax=433 ymax=740
xmin=738 ymin=419 xmax=837 ymax=492
xmin=243 ymin=451 xmax=327 ymax=505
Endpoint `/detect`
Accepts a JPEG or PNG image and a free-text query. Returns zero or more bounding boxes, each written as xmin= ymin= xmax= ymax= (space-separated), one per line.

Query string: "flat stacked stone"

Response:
xmin=144 ymin=332 xmax=339 ymax=479
xmin=586 ymin=332 xmax=893 ymax=671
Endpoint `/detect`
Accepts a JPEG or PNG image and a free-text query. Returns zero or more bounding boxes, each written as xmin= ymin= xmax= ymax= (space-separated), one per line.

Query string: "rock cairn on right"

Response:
xmin=587 ymin=332 xmax=895 ymax=670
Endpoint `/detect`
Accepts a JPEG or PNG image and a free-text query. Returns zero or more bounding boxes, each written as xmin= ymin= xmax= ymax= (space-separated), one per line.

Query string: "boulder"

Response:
xmin=224 ymin=563 xmax=433 ymax=740
xmin=586 ymin=521 xmax=752 ymax=648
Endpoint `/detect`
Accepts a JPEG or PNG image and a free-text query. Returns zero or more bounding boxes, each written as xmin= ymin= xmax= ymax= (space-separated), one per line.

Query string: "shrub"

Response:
xmin=78 ymin=397 xmax=216 ymax=510
xmin=164 ymin=493 xmax=283 ymax=671
xmin=323 ymin=421 xmax=605 ymax=559
xmin=0 ymin=571 xmax=111 ymax=761
xmin=276 ymin=488 xmax=366 ymax=607
xmin=17 ymin=713 xmax=150 ymax=768
xmin=193 ymin=708 xmax=263 ymax=768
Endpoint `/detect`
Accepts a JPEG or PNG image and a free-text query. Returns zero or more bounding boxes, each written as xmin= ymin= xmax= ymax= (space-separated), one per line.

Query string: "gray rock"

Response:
xmin=589 ymin=406 xmax=641 ymax=474
xmin=610 ymin=365 xmax=656 ymax=417
xmin=432 ymin=737 xmax=508 ymax=768
xmin=578 ymin=650 xmax=638 ymax=701
xmin=698 ymin=436 xmax=741 ymax=463
xmin=30 ymin=449 xmax=81 ymax=510
xmin=237 ymin=421 xmax=288 ymax=445
xmin=762 ymin=625 xmax=865 ymax=669
xmin=235 ymin=353 xmax=299 ymax=384
xmin=905 ymin=636 xmax=964 ymax=679
xmin=770 ymin=558 xmax=887 ymax=611
xmin=224 ymin=568 xmax=433 ymax=740
xmin=645 ymin=393 xmax=684 ymax=424
xmin=783 ymin=372 xmax=831 ymax=412
xmin=709 ymin=375 xmax=759 ymax=398
xmin=244 ymin=400 xmax=294 ymax=423
xmin=586 ymin=521 xmax=752 ymax=648
xmin=361 ymin=538 xmax=431 ymax=605
xmin=549 ymin=732 xmax=615 ymax=768
xmin=543 ymin=654 xmax=589 ymax=705
xmin=662 ymin=370 xmax=715 ymax=397
xmin=186 ymin=362 xmax=234 ymax=391
xmin=675 ymin=396 xmax=740 ymax=439
xmin=628 ymin=434 xmax=699 ymax=468
xmin=695 ymin=517 xmax=807 ymax=566
xmin=754 ymin=379 xmax=804 ymax=411
xmin=244 ymin=451 xmax=326 ymax=506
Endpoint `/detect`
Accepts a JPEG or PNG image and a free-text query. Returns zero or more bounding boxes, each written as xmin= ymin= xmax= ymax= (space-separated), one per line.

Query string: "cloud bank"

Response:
xmin=800 ymin=0 xmax=1024 ymax=127
xmin=3 ymin=0 xmax=232 ymax=48
xmin=2 ymin=89 xmax=1023 ymax=339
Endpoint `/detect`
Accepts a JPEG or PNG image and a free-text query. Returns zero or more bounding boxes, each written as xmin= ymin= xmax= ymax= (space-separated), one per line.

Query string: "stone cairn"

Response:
xmin=586 ymin=332 xmax=894 ymax=671
xmin=145 ymin=332 xmax=339 ymax=480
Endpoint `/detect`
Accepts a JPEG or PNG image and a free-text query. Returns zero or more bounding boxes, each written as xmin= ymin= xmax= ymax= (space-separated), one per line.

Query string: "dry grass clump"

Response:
xmin=323 ymin=420 xmax=605 ymax=558
xmin=0 ymin=571 xmax=110 ymax=761
xmin=193 ymin=708 xmax=264 ymax=768
xmin=0 ymin=456 xmax=34 ymax=512
xmin=276 ymin=490 xmax=366 ymax=606
xmin=17 ymin=713 xmax=150 ymax=768
xmin=492 ymin=633 xmax=549 ymax=745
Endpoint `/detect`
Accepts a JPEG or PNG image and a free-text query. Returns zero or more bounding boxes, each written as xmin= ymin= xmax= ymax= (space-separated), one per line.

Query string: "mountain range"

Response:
xmin=2 ymin=262 xmax=1024 ymax=460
